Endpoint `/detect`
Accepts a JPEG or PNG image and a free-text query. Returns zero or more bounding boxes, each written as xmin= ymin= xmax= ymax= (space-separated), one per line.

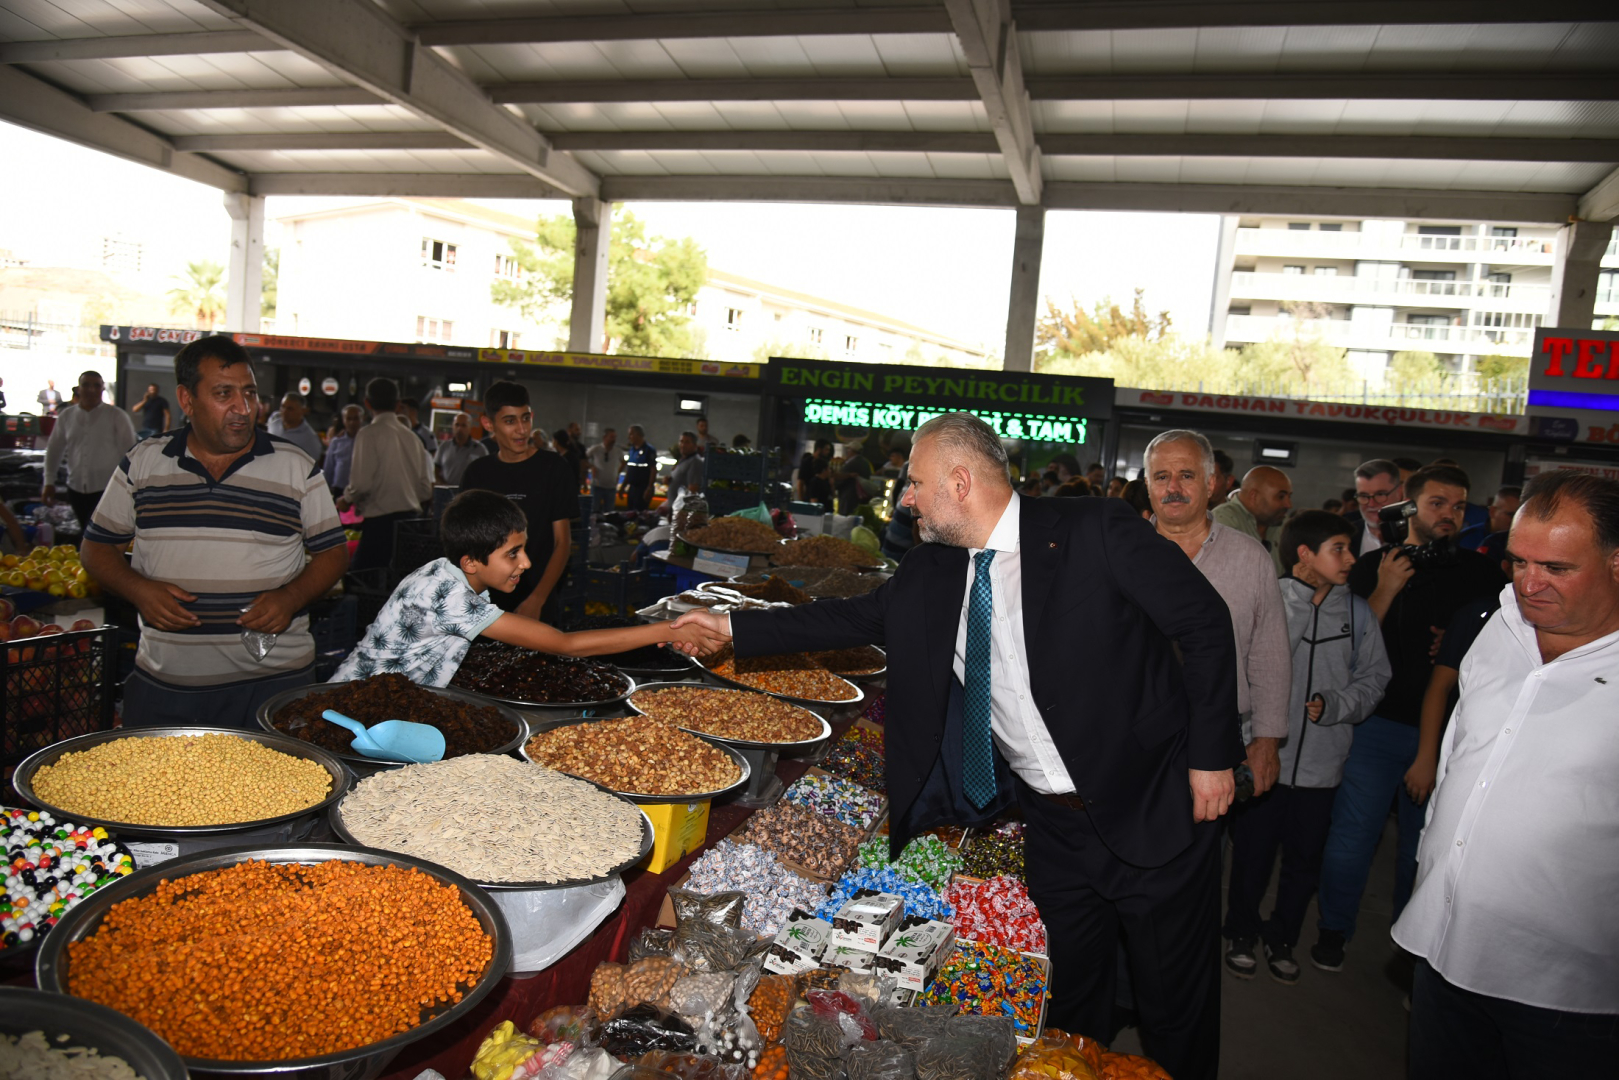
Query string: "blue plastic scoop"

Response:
xmin=322 ymin=708 xmax=445 ymax=763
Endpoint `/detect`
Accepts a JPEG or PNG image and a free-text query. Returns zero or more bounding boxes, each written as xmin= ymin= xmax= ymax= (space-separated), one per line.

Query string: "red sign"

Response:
xmin=1119 ymin=389 xmax=1527 ymax=436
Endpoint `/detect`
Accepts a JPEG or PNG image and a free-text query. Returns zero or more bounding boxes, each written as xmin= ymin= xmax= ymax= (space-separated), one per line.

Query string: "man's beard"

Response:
xmin=918 ymin=514 xmax=971 ymax=547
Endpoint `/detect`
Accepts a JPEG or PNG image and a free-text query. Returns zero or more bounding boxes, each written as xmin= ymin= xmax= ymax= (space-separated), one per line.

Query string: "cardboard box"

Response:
xmin=871 ymin=915 xmax=956 ymax=992
xmin=828 ymin=889 xmax=904 ymax=952
xmin=638 ymin=799 xmax=711 ymax=875
xmin=762 ymin=909 xmax=834 ymax=974
xmin=821 ymin=944 xmax=877 ymax=973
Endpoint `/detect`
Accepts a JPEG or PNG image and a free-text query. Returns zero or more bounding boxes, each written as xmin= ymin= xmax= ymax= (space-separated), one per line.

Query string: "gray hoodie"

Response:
xmin=1277 ymin=576 xmax=1392 ymax=788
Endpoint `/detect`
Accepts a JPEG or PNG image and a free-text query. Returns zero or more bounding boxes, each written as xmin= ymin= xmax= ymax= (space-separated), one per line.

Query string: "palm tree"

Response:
xmin=167 ymin=260 xmax=227 ymax=329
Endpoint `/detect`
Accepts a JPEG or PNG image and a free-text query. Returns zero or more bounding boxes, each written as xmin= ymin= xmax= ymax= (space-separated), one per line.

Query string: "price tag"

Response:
xmin=692 ymin=549 xmax=750 ymax=578
xmin=125 ymin=842 xmax=179 ymax=868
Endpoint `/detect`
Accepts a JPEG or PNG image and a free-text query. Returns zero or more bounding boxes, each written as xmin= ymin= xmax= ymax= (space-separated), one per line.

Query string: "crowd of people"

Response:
xmin=20 ymin=348 xmax=1618 ymax=1078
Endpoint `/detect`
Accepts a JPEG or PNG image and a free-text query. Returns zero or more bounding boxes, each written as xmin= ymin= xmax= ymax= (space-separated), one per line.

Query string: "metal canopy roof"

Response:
xmin=2 ymin=1 xmax=1617 ymax=223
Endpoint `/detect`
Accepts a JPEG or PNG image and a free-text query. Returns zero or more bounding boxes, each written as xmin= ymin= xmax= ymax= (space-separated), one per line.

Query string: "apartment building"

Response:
xmin=1210 ymin=216 xmax=1619 ymax=379
xmin=274 ymin=198 xmax=989 ymax=367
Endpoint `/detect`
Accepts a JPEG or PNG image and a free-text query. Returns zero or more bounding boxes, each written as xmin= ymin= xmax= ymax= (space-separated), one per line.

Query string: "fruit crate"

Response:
xmin=2 ymin=625 xmax=117 ymax=799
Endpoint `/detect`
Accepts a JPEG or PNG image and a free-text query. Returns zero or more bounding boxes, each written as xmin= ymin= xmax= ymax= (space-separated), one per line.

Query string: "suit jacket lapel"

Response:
xmin=1021 ymin=496 xmax=1059 ymax=646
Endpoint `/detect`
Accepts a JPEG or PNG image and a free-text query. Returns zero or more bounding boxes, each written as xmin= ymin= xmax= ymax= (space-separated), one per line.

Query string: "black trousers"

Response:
xmin=1223 ymin=783 xmax=1338 ymax=949
xmin=1020 ymin=779 xmax=1223 ymax=1080
xmin=351 ymin=510 xmax=412 ymax=573
xmin=122 ymin=665 xmax=314 ymax=730
xmin=624 ymin=476 xmax=652 ymax=511
xmin=1410 ymin=959 xmax=1619 ymax=1079
xmin=67 ymin=488 xmax=103 ymax=533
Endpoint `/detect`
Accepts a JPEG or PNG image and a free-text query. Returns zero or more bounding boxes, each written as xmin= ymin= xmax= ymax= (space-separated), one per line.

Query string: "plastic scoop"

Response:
xmin=321 ymin=708 xmax=445 ymax=763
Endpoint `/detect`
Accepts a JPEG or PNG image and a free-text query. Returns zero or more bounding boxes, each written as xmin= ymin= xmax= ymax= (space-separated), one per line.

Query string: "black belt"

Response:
xmin=1041 ymin=792 xmax=1086 ymax=810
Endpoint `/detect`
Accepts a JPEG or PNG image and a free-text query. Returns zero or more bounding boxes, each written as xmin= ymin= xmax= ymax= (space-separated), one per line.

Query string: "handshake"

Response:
xmin=664 ymin=609 xmax=735 ymax=656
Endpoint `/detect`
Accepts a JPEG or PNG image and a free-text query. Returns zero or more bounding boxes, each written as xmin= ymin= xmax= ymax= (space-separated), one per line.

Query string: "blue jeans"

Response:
xmin=1317 ymin=714 xmax=1424 ymax=942
xmin=592 ymin=485 xmax=616 ymax=516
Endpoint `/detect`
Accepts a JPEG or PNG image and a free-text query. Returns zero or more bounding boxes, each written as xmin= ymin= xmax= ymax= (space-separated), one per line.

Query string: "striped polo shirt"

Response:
xmin=87 ymin=428 xmax=347 ymax=689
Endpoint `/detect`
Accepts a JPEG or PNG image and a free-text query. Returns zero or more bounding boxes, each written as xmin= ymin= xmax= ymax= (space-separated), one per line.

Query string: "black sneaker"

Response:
xmin=1311 ymin=930 xmax=1346 ymax=972
xmin=1224 ymin=936 xmax=1258 ymax=979
xmin=1265 ymin=941 xmax=1300 ymax=984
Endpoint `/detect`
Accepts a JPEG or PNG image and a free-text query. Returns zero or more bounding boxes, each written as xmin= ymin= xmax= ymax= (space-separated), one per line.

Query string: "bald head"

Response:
xmin=1238 ymin=466 xmax=1293 ymax=527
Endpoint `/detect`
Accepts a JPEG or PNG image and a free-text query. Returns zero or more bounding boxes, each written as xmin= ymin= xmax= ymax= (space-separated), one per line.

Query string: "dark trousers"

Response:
xmin=67 ymin=488 xmax=103 ymax=533
xmin=624 ymin=476 xmax=652 ymax=511
xmin=1223 ymin=783 xmax=1338 ymax=949
xmin=1410 ymin=959 xmax=1619 ymax=1079
xmin=351 ymin=510 xmax=411 ymax=573
xmin=122 ymin=665 xmax=314 ymax=731
xmin=1020 ymin=780 xmax=1223 ymax=1080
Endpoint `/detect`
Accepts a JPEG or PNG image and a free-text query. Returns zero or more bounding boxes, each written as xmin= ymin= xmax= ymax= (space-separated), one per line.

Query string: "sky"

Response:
xmin=0 ymin=120 xmax=1221 ymax=351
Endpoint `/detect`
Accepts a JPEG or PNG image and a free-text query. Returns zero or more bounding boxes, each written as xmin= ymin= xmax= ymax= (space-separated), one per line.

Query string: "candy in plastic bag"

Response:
xmin=600 ymin=1005 xmax=698 ymax=1057
xmin=472 ymin=1021 xmax=570 ymax=1080
xmin=529 ymin=1006 xmax=599 ymax=1047
xmin=1007 ymin=1035 xmax=1101 ymax=1080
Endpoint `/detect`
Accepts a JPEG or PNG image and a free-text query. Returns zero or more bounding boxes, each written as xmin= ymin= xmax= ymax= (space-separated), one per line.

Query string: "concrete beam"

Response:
xmin=548 ymin=130 xmax=1001 ymax=154
xmin=1024 ymin=72 xmax=1616 ymax=102
xmin=87 ymin=87 xmax=379 ymax=111
xmin=0 ymin=31 xmax=269 ymax=63
xmin=172 ymin=132 xmax=470 ymax=152
xmin=1207 ymin=215 xmax=1241 ymax=348
xmin=415 ymin=7 xmax=950 ymax=45
xmin=0 ymin=66 xmax=245 ymax=192
xmin=1041 ymin=181 xmax=1578 ymax=222
xmin=568 ymin=198 xmax=612 ymax=354
xmin=598 ymin=174 xmax=1019 ymax=207
xmin=223 ymin=192 xmax=266 ymax=334
xmin=1012 ymin=2 xmax=1614 ymax=31
xmin=1002 ymin=205 xmax=1045 ymax=372
xmin=946 ymin=0 xmax=1041 ymax=204
xmin=489 ymin=78 xmax=977 ymax=104
xmin=1039 ymin=133 xmax=1619 ymax=163
xmin=1548 ymin=220 xmax=1615 ymax=330
xmin=1579 ymin=165 xmax=1619 ymax=222
xmin=247 ymin=172 xmax=562 ymax=198
xmin=193 ymin=0 xmax=599 ymax=197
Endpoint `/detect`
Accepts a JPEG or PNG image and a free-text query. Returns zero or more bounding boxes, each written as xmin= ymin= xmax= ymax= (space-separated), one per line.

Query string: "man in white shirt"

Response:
xmin=1393 ymin=469 xmax=1619 ymax=1077
xmin=41 ymin=370 xmax=137 ymax=532
xmin=586 ymin=427 xmax=625 ymax=516
xmin=1350 ymin=458 xmax=1403 ymax=557
xmin=266 ymin=391 xmax=324 ymax=464
xmin=336 ymin=378 xmax=433 ymax=573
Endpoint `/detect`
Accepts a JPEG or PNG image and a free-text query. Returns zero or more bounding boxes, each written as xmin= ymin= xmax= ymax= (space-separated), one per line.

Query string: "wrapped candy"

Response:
xmin=814 ymin=867 xmax=953 ymax=923
xmin=472 ymin=1021 xmax=574 ymax=1080
xmin=942 ymin=875 xmax=1047 ymax=953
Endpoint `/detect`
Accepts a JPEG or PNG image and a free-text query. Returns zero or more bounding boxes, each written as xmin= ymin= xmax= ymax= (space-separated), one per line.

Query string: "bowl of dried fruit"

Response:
xmin=520 ymin=716 xmax=751 ymax=803
xmin=627 ymin=682 xmax=832 ymax=751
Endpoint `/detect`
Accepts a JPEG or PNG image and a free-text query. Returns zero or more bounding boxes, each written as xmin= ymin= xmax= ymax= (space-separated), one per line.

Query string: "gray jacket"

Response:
xmin=1277 ymin=577 xmax=1392 ymax=788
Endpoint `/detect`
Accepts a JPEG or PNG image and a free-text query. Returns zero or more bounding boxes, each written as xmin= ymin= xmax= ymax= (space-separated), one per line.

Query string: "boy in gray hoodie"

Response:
xmin=1224 ymin=510 xmax=1392 ymax=983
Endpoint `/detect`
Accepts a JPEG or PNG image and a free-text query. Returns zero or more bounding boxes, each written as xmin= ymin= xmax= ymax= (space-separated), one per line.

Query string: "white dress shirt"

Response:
xmin=952 ymin=493 xmax=1077 ymax=795
xmin=1392 ymin=584 xmax=1619 ymax=1013
xmin=1360 ymin=520 xmax=1384 ymax=555
xmin=42 ymin=401 xmax=137 ymax=495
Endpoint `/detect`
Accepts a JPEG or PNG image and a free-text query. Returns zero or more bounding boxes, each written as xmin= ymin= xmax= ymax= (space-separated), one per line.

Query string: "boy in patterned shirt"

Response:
xmin=333 ymin=490 xmax=722 ymax=685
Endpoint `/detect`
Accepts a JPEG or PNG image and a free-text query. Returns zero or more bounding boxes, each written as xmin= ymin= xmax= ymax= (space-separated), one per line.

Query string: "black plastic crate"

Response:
xmin=391 ymin=517 xmax=441 ymax=579
xmin=309 ymin=594 xmax=357 ymax=659
xmin=705 ymin=488 xmax=782 ymax=516
xmin=345 ymin=568 xmax=396 ymax=638
xmin=704 ymin=451 xmax=772 ymax=484
xmin=3 ymin=626 xmax=117 ymax=797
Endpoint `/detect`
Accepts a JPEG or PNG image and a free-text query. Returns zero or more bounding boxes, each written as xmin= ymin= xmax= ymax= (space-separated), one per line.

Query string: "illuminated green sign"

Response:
xmin=804 ymin=399 xmax=1087 ymax=442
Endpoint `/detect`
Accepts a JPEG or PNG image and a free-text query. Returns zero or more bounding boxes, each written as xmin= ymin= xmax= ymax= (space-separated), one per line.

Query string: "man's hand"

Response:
xmin=669 ymin=616 xmax=730 ymax=656
xmin=1376 ymin=547 xmax=1415 ymax=594
xmin=130 ymin=578 xmax=200 ymax=631
xmin=1189 ymin=768 xmax=1236 ymax=822
xmin=1404 ymin=751 xmax=1439 ymax=806
xmin=1428 ymin=624 xmax=1445 ymax=659
xmin=1244 ymin=737 xmax=1281 ymax=797
xmin=238 ymin=588 xmax=299 ymax=635
xmin=1305 ymin=695 xmax=1325 ymax=723
xmin=1191 ymin=764 xmax=1236 ymax=822
xmin=670 ymin=609 xmax=732 ymax=649
xmin=334 ymin=496 xmax=351 ymax=512
xmin=41 ymin=484 xmax=55 ymax=504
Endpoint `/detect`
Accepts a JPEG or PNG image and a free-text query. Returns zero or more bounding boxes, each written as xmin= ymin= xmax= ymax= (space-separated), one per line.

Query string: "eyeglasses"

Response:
xmin=1354 ymin=487 xmax=1401 ymax=504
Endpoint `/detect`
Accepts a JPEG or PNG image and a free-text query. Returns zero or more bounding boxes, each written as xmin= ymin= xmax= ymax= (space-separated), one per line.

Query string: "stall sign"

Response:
xmin=1119 ymin=387 xmax=1529 ymax=436
xmin=298 ymin=377 xmax=312 ymax=395
xmin=772 ymin=358 xmax=1113 ymax=419
xmin=101 ymin=325 xmax=206 ymax=345
xmin=481 ymin=349 xmax=763 ymax=379
xmin=1524 ymin=458 xmax=1619 ymax=482
xmin=1526 ymin=327 xmax=1619 ymax=444
xmin=320 ymin=377 xmax=340 ymax=396
xmin=806 ymin=398 xmax=1087 ymax=442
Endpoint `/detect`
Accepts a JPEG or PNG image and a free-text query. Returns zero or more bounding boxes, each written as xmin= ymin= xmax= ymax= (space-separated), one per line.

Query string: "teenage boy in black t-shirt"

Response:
xmin=460 ymin=382 xmax=578 ymax=621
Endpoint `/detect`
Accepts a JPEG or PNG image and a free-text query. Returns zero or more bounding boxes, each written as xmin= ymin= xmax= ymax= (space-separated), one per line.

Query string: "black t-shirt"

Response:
xmin=1348 ymin=545 xmax=1506 ymax=725
xmin=798 ymin=453 xmax=832 ymax=509
xmin=1435 ymin=592 xmax=1503 ymax=671
xmin=140 ymin=395 xmax=169 ymax=430
xmin=460 ymin=450 xmax=578 ymax=612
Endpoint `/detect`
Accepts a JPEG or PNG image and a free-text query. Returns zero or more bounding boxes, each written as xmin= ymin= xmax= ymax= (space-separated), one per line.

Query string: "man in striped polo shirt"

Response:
xmin=82 ymin=335 xmax=350 ymax=729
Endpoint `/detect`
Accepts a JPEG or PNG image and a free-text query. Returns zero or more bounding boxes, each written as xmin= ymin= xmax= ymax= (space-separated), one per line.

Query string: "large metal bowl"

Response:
xmin=0 ymin=986 xmax=189 ymax=1080
xmin=628 ymin=682 xmax=832 ymax=752
xmin=451 ymin=665 xmax=638 ymax=712
xmin=36 ymin=843 xmax=511 ymax=1078
xmin=13 ymin=727 xmax=352 ymax=841
xmin=258 ymin=681 xmax=528 ymax=769
xmin=328 ymin=763 xmax=655 ymax=890
xmin=520 ymin=715 xmax=751 ymax=804
xmin=607 ymin=646 xmax=698 ymax=680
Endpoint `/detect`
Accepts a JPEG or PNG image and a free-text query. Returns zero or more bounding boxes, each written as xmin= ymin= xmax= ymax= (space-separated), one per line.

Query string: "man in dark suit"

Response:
xmin=677 ymin=413 xmax=1241 ymax=1079
xmin=1350 ymin=458 xmax=1404 ymax=557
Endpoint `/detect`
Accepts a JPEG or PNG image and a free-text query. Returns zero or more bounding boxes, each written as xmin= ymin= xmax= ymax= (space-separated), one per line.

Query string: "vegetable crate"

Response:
xmin=2 ymin=626 xmax=117 ymax=800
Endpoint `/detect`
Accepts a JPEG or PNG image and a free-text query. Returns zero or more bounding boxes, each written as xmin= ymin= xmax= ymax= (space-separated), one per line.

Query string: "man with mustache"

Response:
xmin=80 ymin=335 xmax=349 ymax=729
xmin=1312 ymin=464 xmax=1505 ymax=974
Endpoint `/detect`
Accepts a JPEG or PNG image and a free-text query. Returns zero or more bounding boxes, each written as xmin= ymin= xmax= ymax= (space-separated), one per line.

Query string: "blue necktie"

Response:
xmin=963 ymin=549 xmax=998 ymax=809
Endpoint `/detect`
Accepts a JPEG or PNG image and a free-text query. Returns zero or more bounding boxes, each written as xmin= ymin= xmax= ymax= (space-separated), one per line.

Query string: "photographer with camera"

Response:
xmin=1310 ymin=464 xmax=1505 ymax=974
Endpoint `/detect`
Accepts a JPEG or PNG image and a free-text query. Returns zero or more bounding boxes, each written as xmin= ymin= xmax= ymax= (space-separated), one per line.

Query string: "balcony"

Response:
xmin=1228 ymin=272 xmax=1550 ymax=314
xmin=1233 ymin=228 xmax=1557 ymax=265
xmin=1223 ymin=314 xmax=1534 ymax=356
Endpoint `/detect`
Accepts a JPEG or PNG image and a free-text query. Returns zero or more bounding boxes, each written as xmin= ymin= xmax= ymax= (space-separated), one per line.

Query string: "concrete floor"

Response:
xmin=1111 ymin=814 xmax=1410 ymax=1078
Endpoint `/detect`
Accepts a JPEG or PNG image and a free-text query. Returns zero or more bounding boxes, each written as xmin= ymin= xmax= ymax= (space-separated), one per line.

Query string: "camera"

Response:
xmin=1376 ymin=501 xmax=1457 ymax=570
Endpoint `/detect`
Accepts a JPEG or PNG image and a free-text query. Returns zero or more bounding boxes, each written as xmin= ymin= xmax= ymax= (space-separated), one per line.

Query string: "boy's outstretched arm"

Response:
xmin=480 ymin=612 xmax=728 ymax=657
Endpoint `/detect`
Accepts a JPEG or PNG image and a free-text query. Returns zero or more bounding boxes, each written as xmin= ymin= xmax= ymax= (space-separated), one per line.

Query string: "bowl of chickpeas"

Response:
xmin=12 ymin=727 xmax=351 ymax=840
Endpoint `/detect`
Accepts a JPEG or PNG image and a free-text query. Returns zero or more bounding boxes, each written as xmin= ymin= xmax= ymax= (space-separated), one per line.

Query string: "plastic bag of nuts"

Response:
xmin=624 ymin=957 xmax=688 ymax=1011
xmin=745 ymin=974 xmax=795 ymax=1045
xmin=589 ymin=962 xmax=629 ymax=1019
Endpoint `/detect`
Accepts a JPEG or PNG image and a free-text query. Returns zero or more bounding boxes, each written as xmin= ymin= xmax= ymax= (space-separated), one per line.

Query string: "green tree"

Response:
xmin=752 ymin=337 xmax=828 ymax=362
xmin=1476 ymin=353 xmax=1528 ymax=381
xmin=1387 ymin=350 xmax=1444 ymax=393
xmin=167 ymin=259 xmax=226 ymax=330
xmin=1036 ymin=288 xmax=1172 ymax=359
xmin=261 ymin=248 xmax=279 ymax=319
xmin=492 ymin=210 xmax=708 ymax=356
